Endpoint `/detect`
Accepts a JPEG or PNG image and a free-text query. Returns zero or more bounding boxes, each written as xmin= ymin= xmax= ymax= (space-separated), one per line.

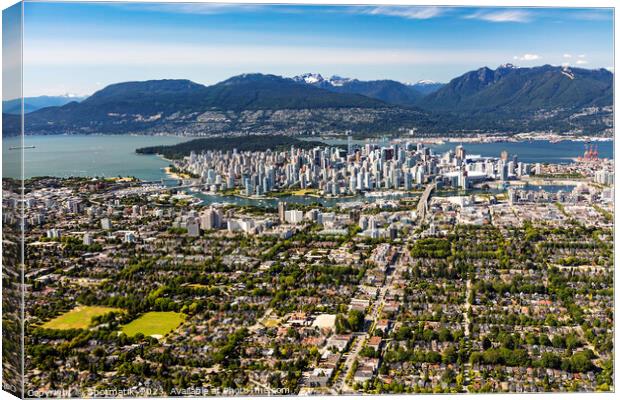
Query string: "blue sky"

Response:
xmin=19 ymin=2 xmax=614 ymax=96
xmin=3 ymin=2 xmax=22 ymax=101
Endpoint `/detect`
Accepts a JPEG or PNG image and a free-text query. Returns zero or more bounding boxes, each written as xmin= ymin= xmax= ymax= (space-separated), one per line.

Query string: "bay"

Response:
xmin=309 ymin=138 xmax=614 ymax=164
xmin=2 ymin=135 xmax=189 ymax=180
xmin=431 ymin=140 xmax=613 ymax=164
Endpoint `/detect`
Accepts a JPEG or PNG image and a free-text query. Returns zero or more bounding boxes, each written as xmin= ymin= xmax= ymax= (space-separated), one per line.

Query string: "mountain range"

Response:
xmin=4 ymin=64 xmax=613 ymax=137
xmin=2 ymin=94 xmax=87 ymax=114
xmin=292 ymin=73 xmax=442 ymax=107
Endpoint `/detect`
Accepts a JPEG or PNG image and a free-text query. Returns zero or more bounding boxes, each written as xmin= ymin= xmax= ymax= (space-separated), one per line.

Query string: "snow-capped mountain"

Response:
xmin=326 ymin=75 xmax=354 ymax=87
xmin=498 ymin=63 xmax=518 ymax=69
xmin=293 ymin=73 xmax=325 ymax=85
xmin=408 ymin=80 xmax=445 ymax=95
xmin=292 ymin=73 xmax=447 ymax=106
xmin=12 ymin=65 xmax=612 ymax=137
xmin=410 ymin=79 xmax=438 ymax=85
xmin=292 ymin=73 xmax=355 ymax=88
xmin=293 ymin=73 xmax=427 ymax=107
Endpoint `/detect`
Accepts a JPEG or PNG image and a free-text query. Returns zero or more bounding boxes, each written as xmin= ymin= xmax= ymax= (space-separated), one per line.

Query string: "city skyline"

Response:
xmin=21 ymin=3 xmax=614 ymax=97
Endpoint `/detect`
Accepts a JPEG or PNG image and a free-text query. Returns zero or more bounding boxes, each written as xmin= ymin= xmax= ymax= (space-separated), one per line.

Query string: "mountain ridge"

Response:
xmin=422 ymin=64 xmax=612 ymax=113
xmin=291 ymin=73 xmax=443 ymax=107
xmin=6 ymin=65 xmax=613 ymax=137
xmin=2 ymin=94 xmax=88 ymax=114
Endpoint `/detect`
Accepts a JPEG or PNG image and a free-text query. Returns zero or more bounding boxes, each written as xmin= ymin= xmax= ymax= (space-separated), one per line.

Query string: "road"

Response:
xmin=464 ymin=279 xmax=472 ymax=337
xmin=331 ymin=333 xmax=366 ymax=393
xmin=417 ymin=182 xmax=436 ymax=223
xmin=333 ymin=247 xmax=405 ymax=393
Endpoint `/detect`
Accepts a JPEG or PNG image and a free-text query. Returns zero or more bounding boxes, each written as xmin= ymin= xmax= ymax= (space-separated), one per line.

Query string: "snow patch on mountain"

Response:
xmin=498 ymin=63 xmax=518 ymax=69
xmin=327 ymin=75 xmax=354 ymax=86
xmin=414 ymin=80 xmax=438 ymax=85
xmin=293 ymin=73 xmax=325 ymax=84
xmin=293 ymin=73 xmax=356 ymax=87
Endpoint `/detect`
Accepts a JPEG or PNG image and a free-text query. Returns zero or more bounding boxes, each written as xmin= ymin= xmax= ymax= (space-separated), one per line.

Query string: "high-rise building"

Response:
xmin=595 ymin=169 xmax=614 ymax=185
xmin=200 ymin=207 xmax=221 ymax=230
xmin=459 ymin=169 xmax=469 ymax=189
xmin=187 ymin=221 xmax=200 ymax=237
xmin=508 ymin=189 xmax=518 ymax=205
xmin=389 ymin=224 xmax=398 ymax=240
xmin=535 ymin=163 xmax=542 ymax=175
xmin=455 ymin=145 xmax=466 ymax=160
xmin=278 ymin=201 xmax=287 ymax=223
xmin=285 ymin=210 xmax=304 ymax=224
xmin=369 ymin=216 xmax=378 ymax=230
xmin=499 ymin=162 xmax=509 ymax=181
xmin=403 ymin=172 xmax=412 ymax=191
xmin=359 ymin=215 xmax=369 ymax=230
xmin=101 ymin=218 xmax=111 ymax=230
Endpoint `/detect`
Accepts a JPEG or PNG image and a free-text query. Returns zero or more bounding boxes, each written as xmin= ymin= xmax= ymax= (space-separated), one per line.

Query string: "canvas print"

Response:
xmin=1 ymin=1 xmax=615 ymax=398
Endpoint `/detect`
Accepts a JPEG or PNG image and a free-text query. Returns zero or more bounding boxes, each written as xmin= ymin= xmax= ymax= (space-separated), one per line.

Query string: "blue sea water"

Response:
xmin=2 ymin=135 xmax=189 ymax=180
xmin=430 ymin=140 xmax=613 ymax=164
xmin=2 ymin=135 xmax=613 ymax=207
xmin=309 ymin=137 xmax=613 ymax=165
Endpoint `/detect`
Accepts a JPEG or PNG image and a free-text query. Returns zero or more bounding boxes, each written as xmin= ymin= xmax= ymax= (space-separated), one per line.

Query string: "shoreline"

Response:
xmin=163 ymin=167 xmax=192 ymax=180
xmin=10 ymin=133 xmax=613 ymax=143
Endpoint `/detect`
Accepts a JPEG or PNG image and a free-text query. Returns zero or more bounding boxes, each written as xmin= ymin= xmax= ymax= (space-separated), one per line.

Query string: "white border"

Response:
xmin=0 ymin=1 xmax=616 ymax=400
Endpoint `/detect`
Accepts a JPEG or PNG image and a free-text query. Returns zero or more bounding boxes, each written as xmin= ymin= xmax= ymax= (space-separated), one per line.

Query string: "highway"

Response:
xmin=417 ymin=182 xmax=436 ymax=223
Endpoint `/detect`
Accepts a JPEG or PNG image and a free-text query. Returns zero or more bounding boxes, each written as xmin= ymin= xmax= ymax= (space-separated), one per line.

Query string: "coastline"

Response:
xmin=163 ymin=166 xmax=192 ymax=180
xmin=301 ymin=133 xmax=614 ymax=145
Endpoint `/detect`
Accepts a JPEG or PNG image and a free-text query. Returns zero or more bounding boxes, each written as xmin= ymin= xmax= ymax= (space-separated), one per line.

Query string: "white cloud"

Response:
xmin=116 ymin=3 xmax=266 ymax=15
xmin=578 ymin=54 xmax=586 ymax=58
xmin=576 ymin=59 xmax=589 ymax=65
xmin=513 ymin=53 xmax=541 ymax=61
xmin=563 ymin=54 xmax=572 ymax=59
xmin=464 ymin=10 xmax=531 ymax=23
xmin=365 ymin=6 xmax=445 ymax=20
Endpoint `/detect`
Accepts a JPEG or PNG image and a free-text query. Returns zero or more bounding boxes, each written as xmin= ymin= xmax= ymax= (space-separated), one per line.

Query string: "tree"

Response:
xmin=347 ymin=310 xmax=365 ymax=332
xmin=438 ymin=328 xmax=453 ymax=342
xmin=441 ymin=369 xmax=456 ymax=384
xmin=551 ymin=335 xmax=565 ymax=349
xmin=442 ymin=346 xmax=458 ymax=364
xmin=540 ymin=352 xmax=561 ymax=369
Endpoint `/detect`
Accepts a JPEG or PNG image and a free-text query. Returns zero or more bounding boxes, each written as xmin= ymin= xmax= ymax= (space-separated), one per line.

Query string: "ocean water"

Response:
xmin=2 ymin=135 xmax=189 ymax=180
xmin=309 ymin=137 xmax=614 ymax=165
xmin=430 ymin=140 xmax=613 ymax=164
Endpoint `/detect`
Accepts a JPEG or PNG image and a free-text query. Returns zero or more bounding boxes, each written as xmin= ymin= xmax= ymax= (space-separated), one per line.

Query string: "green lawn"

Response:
xmin=121 ymin=311 xmax=184 ymax=338
xmin=42 ymin=306 xmax=124 ymax=330
xmin=185 ymin=283 xmax=209 ymax=289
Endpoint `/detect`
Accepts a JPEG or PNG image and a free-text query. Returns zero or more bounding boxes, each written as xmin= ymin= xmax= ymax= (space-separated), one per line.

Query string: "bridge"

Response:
xmin=417 ymin=182 xmax=436 ymax=223
xmin=139 ymin=181 xmax=203 ymax=193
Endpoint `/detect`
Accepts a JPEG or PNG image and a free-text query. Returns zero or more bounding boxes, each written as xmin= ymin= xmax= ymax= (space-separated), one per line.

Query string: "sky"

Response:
xmin=3 ymin=2 xmax=22 ymax=101
xmin=14 ymin=2 xmax=616 ymax=97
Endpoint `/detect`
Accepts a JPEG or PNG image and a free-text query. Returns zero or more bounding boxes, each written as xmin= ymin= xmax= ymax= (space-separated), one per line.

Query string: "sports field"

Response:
xmin=185 ymin=283 xmax=209 ymax=289
xmin=42 ymin=306 xmax=124 ymax=330
xmin=121 ymin=311 xmax=184 ymax=338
